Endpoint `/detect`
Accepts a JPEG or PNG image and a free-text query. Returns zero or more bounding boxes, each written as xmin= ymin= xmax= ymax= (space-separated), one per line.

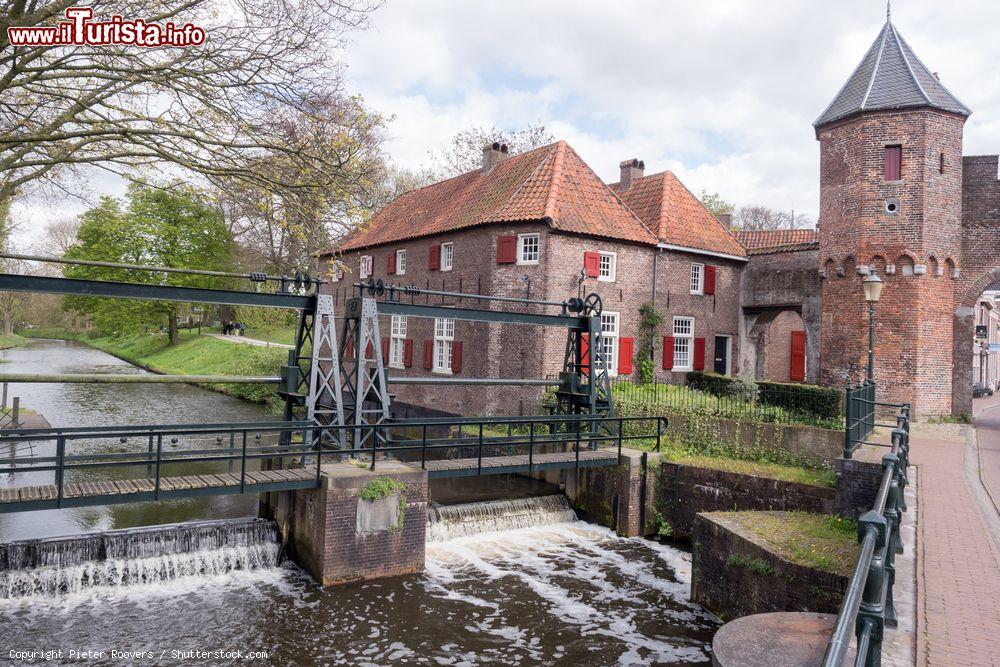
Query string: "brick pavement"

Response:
xmin=911 ymin=404 xmax=1000 ymax=666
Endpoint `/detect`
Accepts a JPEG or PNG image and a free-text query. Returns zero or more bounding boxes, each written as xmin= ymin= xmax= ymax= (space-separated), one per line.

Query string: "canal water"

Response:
xmin=0 ymin=339 xmax=718 ymax=665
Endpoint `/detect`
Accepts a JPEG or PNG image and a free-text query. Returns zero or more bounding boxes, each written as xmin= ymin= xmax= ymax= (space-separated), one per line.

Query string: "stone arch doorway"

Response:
xmin=741 ymin=307 xmax=814 ymax=383
xmin=953 ymin=269 xmax=1000 ymax=416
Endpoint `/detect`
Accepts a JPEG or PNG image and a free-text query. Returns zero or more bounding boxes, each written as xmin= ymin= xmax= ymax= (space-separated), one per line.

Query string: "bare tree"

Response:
xmin=34 ymin=215 xmax=81 ymax=256
xmin=733 ymin=205 xmax=813 ymax=231
xmin=427 ymin=122 xmax=554 ymax=178
xmin=1 ymin=0 xmax=382 ymax=211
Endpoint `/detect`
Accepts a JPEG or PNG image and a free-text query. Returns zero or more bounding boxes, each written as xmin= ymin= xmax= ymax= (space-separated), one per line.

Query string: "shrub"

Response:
xmin=686 ymin=372 xmax=842 ymax=420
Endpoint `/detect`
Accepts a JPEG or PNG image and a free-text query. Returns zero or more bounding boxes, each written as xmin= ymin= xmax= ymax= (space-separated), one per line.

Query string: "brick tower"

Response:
xmin=815 ymin=16 xmax=970 ymax=416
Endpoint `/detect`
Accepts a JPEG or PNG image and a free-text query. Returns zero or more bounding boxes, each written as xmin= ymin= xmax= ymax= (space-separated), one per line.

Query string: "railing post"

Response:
xmin=574 ymin=419 xmax=582 ymax=470
xmin=477 ymin=422 xmax=483 ymax=476
xmin=146 ymin=434 xmax=154 ymax=477
xmin=857 ymin=510 xmax=888 ymax=667
xmin=55 ymin=435 xmax=66 ymax=508
xmin=154 ymin=434 xmax=163 ymax=500
xmin=528 ymin=420 xmax=534 ymax=473
xmin=844 ymin=383 xmax=854 ymax=459
xmin=617 ymin=417 xmax=623 ymax=459
xmin=240 ymin=430 xmax=248 ymax=493
xmin=228 ymin=431 xmax=236 ymax=474
xmin=420 ymin=424 xmax=427 ymax=470
xmin=370 ymin=424 xmax=378 ymax=471
xmin=316 ymin=428 xmax=323 ymax=485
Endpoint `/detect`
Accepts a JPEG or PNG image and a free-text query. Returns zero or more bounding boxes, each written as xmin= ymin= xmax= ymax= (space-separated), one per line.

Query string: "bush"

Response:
xmin=685 ymin=372 xmax=842 ymax=420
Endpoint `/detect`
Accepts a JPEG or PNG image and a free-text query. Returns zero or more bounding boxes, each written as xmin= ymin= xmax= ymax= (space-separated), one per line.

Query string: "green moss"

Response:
xmin=712 ymin=511 xmax=859 ymax=576
xmin=726 ymin=553 xmax=774 ymax=576
xmin=360 ymin=477 xmax=408 ymax=532
xmin=649 ymin=508 xmax=673 ymax=538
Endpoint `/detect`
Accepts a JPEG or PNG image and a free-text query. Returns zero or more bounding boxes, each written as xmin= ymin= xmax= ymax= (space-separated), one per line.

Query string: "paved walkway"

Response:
xmin=911 ymin=402 xmax=1000 ymax=665
xmin=206 ymin=333 xmax=294 ymax=349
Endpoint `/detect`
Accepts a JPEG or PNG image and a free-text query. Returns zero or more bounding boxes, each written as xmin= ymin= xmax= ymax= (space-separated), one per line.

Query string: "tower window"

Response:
xmin=884 ymin=145 xmax=902 ymax=181
xmin=939 ymin=152 xmax=946 ymax=174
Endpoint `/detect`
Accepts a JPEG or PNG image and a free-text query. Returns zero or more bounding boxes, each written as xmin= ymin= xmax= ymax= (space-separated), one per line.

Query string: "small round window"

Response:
xmin=884 ymin=198 xmax=900 ymax=215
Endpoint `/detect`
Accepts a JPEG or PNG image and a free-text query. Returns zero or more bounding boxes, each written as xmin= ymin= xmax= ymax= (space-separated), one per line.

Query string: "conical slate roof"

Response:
xmin=814 ymin=20 xmax=970 ymax=127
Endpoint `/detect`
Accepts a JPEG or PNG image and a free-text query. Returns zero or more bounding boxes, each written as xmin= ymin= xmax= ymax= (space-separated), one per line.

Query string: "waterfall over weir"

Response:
xmin=426 ymin=494 xmax=578 ymax=542
xmin=0 ymin=518 xmax=281 ymax=599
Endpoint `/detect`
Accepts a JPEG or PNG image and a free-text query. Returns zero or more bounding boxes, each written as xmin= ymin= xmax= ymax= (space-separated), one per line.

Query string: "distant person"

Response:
xmin=222 ymin=320 xmax=231 ymax=335
xmin=237 ymin=322 xmax=246 ymax=337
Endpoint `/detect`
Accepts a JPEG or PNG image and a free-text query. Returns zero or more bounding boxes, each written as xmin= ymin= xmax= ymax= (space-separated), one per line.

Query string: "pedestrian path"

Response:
xmin=206 ymin=333 xmax=294 ymax=350
xmin=911 ymin=409 xmax=1000 ymax=665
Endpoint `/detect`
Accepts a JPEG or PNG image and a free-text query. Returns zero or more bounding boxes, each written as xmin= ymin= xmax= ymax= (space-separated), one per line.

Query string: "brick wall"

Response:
xmin=691 ymin=512 xmax=849 ymax=621
xmin=764 ymin=310 xmax=804 ymax=382
xmin=833 ymin=457 xmax=884 ymax=518
xmin=322 ymin=223 xmax=745 ymax=417
xmin=817 ymin=108 xmax=966 ymax=416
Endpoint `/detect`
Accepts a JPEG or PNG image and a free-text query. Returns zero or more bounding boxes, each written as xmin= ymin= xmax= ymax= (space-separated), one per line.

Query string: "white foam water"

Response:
xmin=0 ymin=518 xmax=281 ymax=600
xmin=426 ymin=494 xmax=578 ymax=542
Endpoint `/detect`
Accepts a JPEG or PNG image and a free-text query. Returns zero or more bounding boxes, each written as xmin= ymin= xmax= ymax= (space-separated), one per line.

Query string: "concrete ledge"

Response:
xmin=712 ymin=612 xmax=849 ymax=666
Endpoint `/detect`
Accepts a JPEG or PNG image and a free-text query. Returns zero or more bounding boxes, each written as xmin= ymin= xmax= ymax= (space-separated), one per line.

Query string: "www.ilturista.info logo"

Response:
xmin=7 ymin=7 xmax=206 ymax=47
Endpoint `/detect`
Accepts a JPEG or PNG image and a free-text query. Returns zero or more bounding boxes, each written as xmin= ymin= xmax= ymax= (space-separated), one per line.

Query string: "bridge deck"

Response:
xmin=0 ymin=467 xmax=319 ymax=512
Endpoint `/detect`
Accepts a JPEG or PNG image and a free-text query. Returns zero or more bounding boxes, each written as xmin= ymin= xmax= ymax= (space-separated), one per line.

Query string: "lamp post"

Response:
xmin=863 ymin=273 xmax=884 ymax=381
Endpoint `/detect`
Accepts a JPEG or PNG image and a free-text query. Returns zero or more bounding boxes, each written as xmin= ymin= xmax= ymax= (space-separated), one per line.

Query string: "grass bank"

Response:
xmin=0 ymin=333 xmax=27 ymax=350
xmin=712 ymin=510 xmax=859 ymax=575
xmin=21 ymin=328 xmax=286 ymax=412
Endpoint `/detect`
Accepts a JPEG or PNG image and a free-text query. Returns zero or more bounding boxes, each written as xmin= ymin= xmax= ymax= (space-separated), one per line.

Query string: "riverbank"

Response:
xmin=0 ymin=333 xmax=27 ymax=350
xmin=19 ymin=329 xmax=285 ymax=412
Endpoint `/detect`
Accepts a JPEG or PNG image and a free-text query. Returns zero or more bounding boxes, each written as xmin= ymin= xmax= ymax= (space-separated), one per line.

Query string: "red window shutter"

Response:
xmin=580 ymin=333 xmax=590 ymax=372
xmin=618 ymin=337 xmax=634 ymax=375
xmin=387 ymin=252 xmax=396 ymax=275
xmin=365 ymin=340 xmax=374 ymax=360
xmin=693 ymin=338 xmax=706 ymax=370
xmin=584 ymin=251 xmax=601 ymax=278
xmin=452 ymin=341 xmax=463 ymax=374
xmin=884 ymin=145 xmax=901 ymax=181
xmin=403 ymin=339 xmax=413 ymax=368
xmin=662 ymin=336 xmax=674 ymax=370
xmin=381 ymin=338 xmax=389 ymax=360
xmin=423 ymin=340 xmax=433 ymax=370
xmin=429 ymin=244 xmax=441 ymax=270
xmin=704 ymin=265 xmax=716 ymax=295
xmin=497 ymin=235 xmax=517 ymax=264
xmin=790 ymin=331 xmax=806 ymax=382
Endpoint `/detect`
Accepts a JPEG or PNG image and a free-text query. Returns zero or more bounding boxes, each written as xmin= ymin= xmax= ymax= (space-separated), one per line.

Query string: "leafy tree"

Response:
xmin=427 ymin=122 xmax=555 ymax=178
xmin=64 ymin=184 xmax=233 ymax=344
xmin=698 ymin=190 xmax=734 ymax=218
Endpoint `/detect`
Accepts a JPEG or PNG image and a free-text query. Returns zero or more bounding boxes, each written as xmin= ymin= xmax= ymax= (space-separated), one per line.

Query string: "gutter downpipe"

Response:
xmin=650 ymin=241 xmax=668 ymax=358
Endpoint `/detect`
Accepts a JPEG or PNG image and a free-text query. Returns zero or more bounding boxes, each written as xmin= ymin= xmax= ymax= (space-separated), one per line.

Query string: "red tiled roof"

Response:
xmin=610 ymin=171 xmax=747 ymax=258
xmin=332 ymin=141 xmax=656 ymax=253
xmin=735 ymin=229 xmax=819 ymax=255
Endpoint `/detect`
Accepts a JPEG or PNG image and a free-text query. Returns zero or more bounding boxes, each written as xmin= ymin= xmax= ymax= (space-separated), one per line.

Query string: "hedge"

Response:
xmin=685 ymin=372 xmax=843 ymax=420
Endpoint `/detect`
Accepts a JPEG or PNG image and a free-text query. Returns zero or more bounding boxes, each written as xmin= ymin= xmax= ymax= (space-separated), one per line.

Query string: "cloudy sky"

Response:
xmin=13 ymin=0 xmax=1000 ymax=243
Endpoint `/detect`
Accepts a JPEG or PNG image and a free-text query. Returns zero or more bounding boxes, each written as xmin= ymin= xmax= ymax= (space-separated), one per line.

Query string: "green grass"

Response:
xmin=0 ymin=333 xmax=26 ymax=350
xmin=242 ymin=325 xmax=297 ymax=346
xmin=712 ymin=511 xmax=860 ymax=576
xmin=655 ymin=441 xmax=837 ymax=487
xmin=20 ymin=328 xmax=286 ymax=411
xmin=611 ymin=381 xmax=843 ymax=430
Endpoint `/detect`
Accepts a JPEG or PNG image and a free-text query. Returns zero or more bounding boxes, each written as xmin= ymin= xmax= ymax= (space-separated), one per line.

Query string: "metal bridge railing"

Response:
xmin=361 ymin=414 xmax=669 ymax=475
xmin=843 ymin=380 xmax=887 ymax=458
xmin=823 ymin=405 xmax=911 ymax=667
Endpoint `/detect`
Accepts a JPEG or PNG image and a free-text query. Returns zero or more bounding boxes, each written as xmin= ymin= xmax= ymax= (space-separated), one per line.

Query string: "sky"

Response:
xmin=12 ymin=0 xmax=1000 ymax=245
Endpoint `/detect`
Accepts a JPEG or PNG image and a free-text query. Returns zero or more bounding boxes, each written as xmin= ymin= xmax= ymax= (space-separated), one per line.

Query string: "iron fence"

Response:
xmin=602 ymin=378 xmax=843 ymax=428
xmin=823 ymin=402 xmax=911 ymax=667
xmin=844 ymin=380 xmax=880 ymax=458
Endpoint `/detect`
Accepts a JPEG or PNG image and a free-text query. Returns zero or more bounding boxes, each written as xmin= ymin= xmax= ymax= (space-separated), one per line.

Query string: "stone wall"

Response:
xmin=277 ymin=461 xmax=428 ymax=585
xmin=566 ymin=448 xmax=645 ymax=536
xmin=834 ymin=456 xmax=883 ymax=518
xmin=654 ymin=462 xmax=835 ymax=539
xmin=691 ymin=512 xmax=850 ymax=621
xmin=663 ymin=413 xmax=843 ymax=467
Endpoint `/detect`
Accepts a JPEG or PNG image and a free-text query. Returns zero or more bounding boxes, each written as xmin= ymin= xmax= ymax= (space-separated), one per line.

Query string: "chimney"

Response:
xmin=718 ymin=213 xmax=733 ymax=229
xmin=618 ymin=158 xmax=645 ymax=190
xmin=482 ymin=142 xmax=510 ymax=171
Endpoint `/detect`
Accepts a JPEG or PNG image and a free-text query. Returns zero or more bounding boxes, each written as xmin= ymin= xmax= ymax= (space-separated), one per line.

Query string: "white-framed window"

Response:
xmin=360 ymin=255 xmax=373 ymax=279
xmin=690 ymin=263 xmax=704 ymax=295
xmin=517 ymin=233 xmax=540 ymax=265
xmin=433 ymin=317 xmax=455 ymax=373
xmin=673 ymin=316 xmax=694 ymax=370
xmin=598 ymin=251 xmax=617 ymax=282
xmin=396 ymin=249 xmax=407 ymax=276
xmin=599 ymin=311 xmax=619 ymax=376
xmin=440 ymin=243 xmax=454 ymax=272
xmin=389 ymin=315 xmax=407 ymax=368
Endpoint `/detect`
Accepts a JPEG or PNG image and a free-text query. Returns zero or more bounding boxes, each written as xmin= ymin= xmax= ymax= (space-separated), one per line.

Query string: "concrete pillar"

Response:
xmin=274 ymin=460 xmax=428 ymax=585
xmin=566 ymin=448 xmax=656 ymax=537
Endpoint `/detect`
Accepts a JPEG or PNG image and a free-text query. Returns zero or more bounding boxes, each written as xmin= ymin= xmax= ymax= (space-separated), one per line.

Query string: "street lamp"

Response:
xmin=863 ymin=273 xmax=883 ymax=381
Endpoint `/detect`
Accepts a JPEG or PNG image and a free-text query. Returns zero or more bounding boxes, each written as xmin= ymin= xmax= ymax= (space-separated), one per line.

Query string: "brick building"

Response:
xmin=319 ymin=142 xmax=746 ymax=416
xmin=973 ymin=292 xmax=1000 ymax=391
